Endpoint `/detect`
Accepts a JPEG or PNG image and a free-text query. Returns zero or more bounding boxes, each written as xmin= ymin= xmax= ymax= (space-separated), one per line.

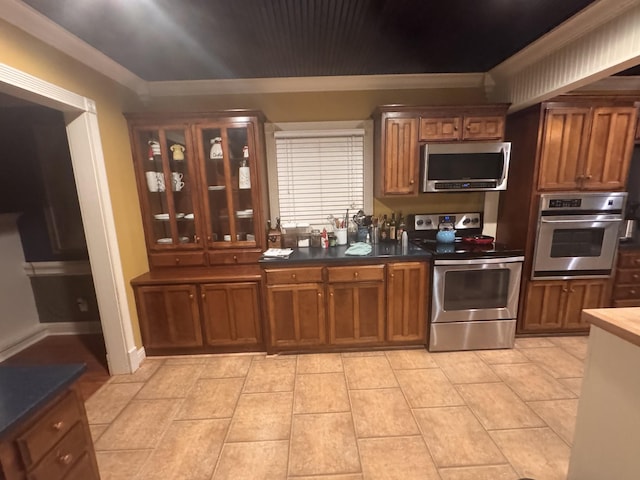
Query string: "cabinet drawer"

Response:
xmin=265 ymin=267 xmax=324 ymax=285
xmin=612 ymin=284 xmax=640 ymax=300
xmin=618 ymin=251 xmax=640 ymax=268
xmin=17 ymin=391 xmax=82 ymax=468
xmin=613 ymin=298 xmax=640 ymax=308
xmin=208 ymin=250 xmax=262 ymax=265
xmin=615 ymin=269 xmax=640 ymax=284
xmin=327 ymin=265 xmax=385 ymax=283
xmin=28 ymin=422 xmax=87 ymax=480
xmin=149 ymin=252 xmax=206 ymax=268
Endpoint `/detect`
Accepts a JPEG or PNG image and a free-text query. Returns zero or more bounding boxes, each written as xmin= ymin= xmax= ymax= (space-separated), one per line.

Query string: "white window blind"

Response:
xmin=274 ymin=129 xmax=365 ymax=226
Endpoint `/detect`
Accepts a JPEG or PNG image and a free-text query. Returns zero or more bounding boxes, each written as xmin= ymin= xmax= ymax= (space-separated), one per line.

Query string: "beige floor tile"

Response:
xmin=438 ymin=464 xmax=518 ymax=480
xmin=175 ymin=377 xmax=244 ymax=419
xmin=548 ymin=335 xmax=590 ymax=360
xmin=290 ymin=475 xmax=362 ymax=480
xmin=85 ymin=382 xmax=143 ymax=424
xmin=413 ymin=406 xmax=505 ymax=467
xmin=95 ymin=450 xmax=151 ymax=480
xmin=243 ymin=357 xmax=296 ymax=393
xmin=432 ymin=351 xmax=500 ymax=384
xmin=213 ymin=440 xmax=288 ymax=480
xmin=491 ymin=363 xmax=576 ymax=401
xmin=136 ymin=419 xmax=228 ymax=480
xmin=341 ymin=350 xmax=385 ymax=357
xmin=95 ymin=399 xmax=180 ymax=450
xmin=297 ymin=353 xmax=343 ymax=373
xmin=343 ymin=356 xmax=398 ymax=389
xmin=520 ymin=346 xmax=585 ymax=378
xmin=164 ymin=356 xmax=209 ymax=365
xmin=559 ymin=377 xmax=583 ymax=396
xmin=89 ymin=424 xmax=108 ymax=443
xmin=350 ymin=388 xmax=419 ymax=437
xmin=201 ymin=355 xmax=253 ymax=378
xmin=294 ymin=373 xmax=350 ymax=413
xmin=456 ymin=383 xmax=544 ymax=430
xmin=514 ymin=337 xmax=556 ymax=348
xmin=475 ymin=348 xmax=529 ymax=365
xmin=528 ymin=398 xmax=579 ymax=445
xmin=358 ymin=436 xmax=440 ymax=480
xmin=289 ymin=413 xmax=360 ymax=476
xmin=109 ymin=358 xmax=164 ymax=384
xmin=385 ymin=348 xmax=438 ymax=369
xmin=490 ymin=427 xmax=570 ymax=480
xmin=135 ymin=364 xmax=204 ymax=399
xmin=227 ymin=392 xmax=293 ymax=442
xmin=395 ymin=369 xmax=464 ymax=408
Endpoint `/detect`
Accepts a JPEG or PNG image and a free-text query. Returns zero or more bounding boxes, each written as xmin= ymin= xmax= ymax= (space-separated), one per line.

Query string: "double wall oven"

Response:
xmin=532 ymin=192 xmax=626 ymax=279
xmin=409 ymin=213 xmax=524 ymax=352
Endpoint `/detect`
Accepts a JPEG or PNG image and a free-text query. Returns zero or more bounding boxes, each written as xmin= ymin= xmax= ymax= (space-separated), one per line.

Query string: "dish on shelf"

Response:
xmin=236 ymin=208 xmax=254 ymax=218
xmin=208 ymin=185 xmax=226 ymax=191
xmin=179 ymin=236 xmax=190 ymax=243
xmin=156 ymin=237 xmax=173 ymax=244
xmin=154 ymin=213 xmax=170 ymax=220
xmin=184 ymin=213 xmax=194 ymax=219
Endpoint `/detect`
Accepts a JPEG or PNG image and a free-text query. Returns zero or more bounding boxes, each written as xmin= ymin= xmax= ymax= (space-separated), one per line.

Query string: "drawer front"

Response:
xmin=149 ymin=252 xmax=206 ymax=267
xmin=208 ymin=250 xmax=262 ymax=265
xmin=265 ymin=267 xmax=324 ymax=285
xmin=613 ymin=298 xmax=640 ymax=308
xmin=615 ymin=268 xmax=640 ymax=284
xmin=327 ymin=265 xmax=385 ymax=283
xmin=17 ymin=391 xmax=82 ymax=467
xmin=59 ymin=451 xmax=100 ymax=480
xmin=27 ymin=423 xmax=87 ymax=480
xmin=618 ymin=251 xmax=640 ymax=268
xmin=612 ymin=284 xmax=640 ymax=300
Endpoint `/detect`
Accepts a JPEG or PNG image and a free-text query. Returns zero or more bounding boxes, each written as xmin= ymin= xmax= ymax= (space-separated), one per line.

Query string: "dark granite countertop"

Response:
xmin=0 ymin=364 xmax=86 ymax=437
xmin=619 ymin=237 xmax=640 ymax=250
xmin=259 ymin=243 xmax=430 ymax=265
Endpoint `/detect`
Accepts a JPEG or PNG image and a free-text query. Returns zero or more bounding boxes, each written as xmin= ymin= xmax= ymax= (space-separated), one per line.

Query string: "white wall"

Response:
xmin=0 ymin=213 xmax=44 ymax=357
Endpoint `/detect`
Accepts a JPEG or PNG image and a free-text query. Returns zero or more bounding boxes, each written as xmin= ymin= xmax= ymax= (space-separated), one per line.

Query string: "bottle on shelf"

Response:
xmin=389 ymin=212 xmax=397 ymax=241
xmin=239 ymin=145 xmax=251 ymax=189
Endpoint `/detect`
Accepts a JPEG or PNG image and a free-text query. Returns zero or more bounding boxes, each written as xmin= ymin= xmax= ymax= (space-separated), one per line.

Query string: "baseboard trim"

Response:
xmin=0 ymin=326 xmax=48 ymax=362
xmin=45 ymin=321 xmax=103 ymax=335
xmin=128 ymin=346 xmax=146 ymax=373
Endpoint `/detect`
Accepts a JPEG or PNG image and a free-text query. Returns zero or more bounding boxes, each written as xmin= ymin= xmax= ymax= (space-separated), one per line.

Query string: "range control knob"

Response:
xmin=471 ymin=217 xmax=480 ymax=224
xmin=462 ymin=218 xmax=471 ymax=225
xmin=424 ymin=218 xmax=432 ymax=225
xmin=416 ymin=219 xmax=424 ymax=226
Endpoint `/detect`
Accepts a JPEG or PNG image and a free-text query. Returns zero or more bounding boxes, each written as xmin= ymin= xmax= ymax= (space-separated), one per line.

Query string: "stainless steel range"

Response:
xmin=408 ymin=212 xmax=524 ymax=352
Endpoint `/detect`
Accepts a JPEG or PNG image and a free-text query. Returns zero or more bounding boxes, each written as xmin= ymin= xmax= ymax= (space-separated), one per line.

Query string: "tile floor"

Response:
xmin=86 ymin=335 xmax=588 ymax=480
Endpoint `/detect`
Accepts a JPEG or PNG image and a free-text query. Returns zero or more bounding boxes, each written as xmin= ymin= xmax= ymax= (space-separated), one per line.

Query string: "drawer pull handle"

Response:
xmin=52 ymin=421 xmax=64 ymax=431
xmin=291 ymin=273 xmax=297 ymax=279
xmin=354 ymin=272 xmax=359 ymax=278
xmin=58 ymin=453 xmax=73 ymax=465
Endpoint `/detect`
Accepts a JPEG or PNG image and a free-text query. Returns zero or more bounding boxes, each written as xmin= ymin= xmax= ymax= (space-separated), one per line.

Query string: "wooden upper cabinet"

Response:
xmin=419 ymin=117 xmax=461 ymax=141
xmin=462 ymin=115 xmax=505 ymax=140
xmin=383 ymin=117 xmax=419 ymax=195
xmin=537 ymin=105 xmax=636 ymax=191
xmin=419 ymin=114 xmax=505 ymax=141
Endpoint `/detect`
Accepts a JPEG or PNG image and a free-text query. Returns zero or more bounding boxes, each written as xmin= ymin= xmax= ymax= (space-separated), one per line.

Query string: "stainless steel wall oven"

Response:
xmin=532 ymin=192 xmax=626 ymax=280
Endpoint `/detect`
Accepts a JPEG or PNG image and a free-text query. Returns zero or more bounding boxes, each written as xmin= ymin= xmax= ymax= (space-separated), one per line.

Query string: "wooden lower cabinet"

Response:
xmin=135 ymin=284 xmax=203 ymax=350
xmin=612 ymin=249 xmax=640 ymax=307
xmin=201 ymin=282 xmax=262 ymax=347
xmin=386 ymin=262 xmax=428 ymax=343
xmin=327 ymin=281 xmax=385 ymax=346
xmin=521 ymin=279 xmax=610 ymax=333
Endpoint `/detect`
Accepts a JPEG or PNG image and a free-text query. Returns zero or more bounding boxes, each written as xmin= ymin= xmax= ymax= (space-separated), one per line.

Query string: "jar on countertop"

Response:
xmin=310 ymin=229 xmax=322 ymax=248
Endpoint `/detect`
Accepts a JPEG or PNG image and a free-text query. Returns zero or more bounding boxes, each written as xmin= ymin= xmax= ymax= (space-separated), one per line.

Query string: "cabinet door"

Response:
xmin=194 ymin=122 xmax=260 ymax=250
xmin=520 ymin=281 xmax=566 ymax=332
xmin=131 ymin=126 xmax=204 ymax=252
xmin=383 ymin=118 xmax=419 ymax=194
xmin=386 ymin=262 xmax=427 ymax=343
xmin=462 ymin=115 xmax=505 ymax=140
xmin=328 ymin=282 xmax=385 ymax=345
xmin=135 ymin=285 xmax=203 ymax=349
xmin=582 ymin=107 xmax=636 ymax=191
xmin=200 ymin=282 xmax=262 ymax=347
xmin=266 ymin=284 xmax=325 ymax=348
xmin=538 ymin=107 xmax=591 ymax=191
xmin=562 ymin=279 xmax=610 ymax=330
xmin=419 ymin=116 xmax=461 ymax=141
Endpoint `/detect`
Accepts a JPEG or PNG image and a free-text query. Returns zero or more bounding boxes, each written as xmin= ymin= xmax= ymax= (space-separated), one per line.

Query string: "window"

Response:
xmin=265 ymin=121 xmax=373 ymax=227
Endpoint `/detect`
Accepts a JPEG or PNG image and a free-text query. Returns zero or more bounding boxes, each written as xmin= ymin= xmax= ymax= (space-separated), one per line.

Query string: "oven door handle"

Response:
xmin=434 ymin=256 xmax=524 ymax=266
xmin=540 ymin=217 xmax=622 ymax=224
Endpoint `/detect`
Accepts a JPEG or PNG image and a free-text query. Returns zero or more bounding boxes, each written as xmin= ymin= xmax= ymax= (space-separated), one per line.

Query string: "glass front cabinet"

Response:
xmin=127 ymin=112 xmax=267 ymax=268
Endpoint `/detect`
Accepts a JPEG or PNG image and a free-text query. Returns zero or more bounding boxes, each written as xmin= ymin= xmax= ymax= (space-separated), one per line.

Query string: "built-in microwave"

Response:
xmin=421 ymin=141 xmax=511 ymax=192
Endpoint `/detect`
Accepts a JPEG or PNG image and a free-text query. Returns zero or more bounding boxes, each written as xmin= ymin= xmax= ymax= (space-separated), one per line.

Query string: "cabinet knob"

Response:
xmin=292 ymin=273 xmax=297 ymax=279
xmin=466 ymin=124 xmax=471 ymax=130
xmin=390 ymin=273 xmax=395 ymax=278
xmin=585 ymin=174 xmax=592 ymax=180
xmin=410 ymin=179 xmax=414 ymax=185
xmin=634 ymin=259 xmax=640 ymax=265
xmin=189 ymin=293 xmax=194 ymax=299
xmin=632 ymin=274 xmax=639 ymax=280
xmin=51 ymin=421 xmax=64 ymax=431
xmin=233 ymin=255 xmax=238 ymax=262
xmin=195 ymin=236 xmax=200 ymax=242
xmin=317 ymin=292 xmax=322 ymax=298
xmin=330 ymin=292 xmax=334 ymax=297
xmin=562 ymin=287 xmax=568 ymax=293
xmin=201 ymin=293 xmax=206 ymax=300
xmin=207 ymin=235 xmax=212 ymax=242
xmin=175 ymin=257 xmax=180 ymax=264
xmin=570 ymin=288 xmax=575 ymax=293
xmin=57 ymin=453 xmax=73 ymax=465
xmin=354 ymin=271 xmax=359 ymax=278
xmin=631 ymin=289 xmax=637 ymax=295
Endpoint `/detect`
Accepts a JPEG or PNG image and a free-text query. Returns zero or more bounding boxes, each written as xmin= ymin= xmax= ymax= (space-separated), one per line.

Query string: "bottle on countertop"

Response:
xmin=396 ymin=211 xmax=406 ymax=244
xmin=389 ymin=212 xmax=397 ymax=241
xmin=401 ymin=230 xmax=409 ymax=253
xmin=380 ymin=214 xmax=388 ymax=241
xmin=239 ymin=145 xmax=251 ymax=189
xmin=267 ymin=218 xmax=282 ymax=248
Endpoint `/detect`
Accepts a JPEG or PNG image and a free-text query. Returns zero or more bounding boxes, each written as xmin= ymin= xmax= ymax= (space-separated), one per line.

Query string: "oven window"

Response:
xmin=550 ymin=228 xmax=604 ymax=258
xmin=443 ymin=269 xmax=510 ymax=311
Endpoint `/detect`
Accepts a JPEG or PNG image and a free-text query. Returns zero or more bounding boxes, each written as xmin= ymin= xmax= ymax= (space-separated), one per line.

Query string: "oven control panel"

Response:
xmin=412 ymin=212 xmax=481 ymax=231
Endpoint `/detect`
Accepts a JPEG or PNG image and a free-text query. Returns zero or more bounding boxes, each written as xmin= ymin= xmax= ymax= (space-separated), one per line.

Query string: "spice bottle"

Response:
xmin=239 ymin=145 xmax=251 ymax=189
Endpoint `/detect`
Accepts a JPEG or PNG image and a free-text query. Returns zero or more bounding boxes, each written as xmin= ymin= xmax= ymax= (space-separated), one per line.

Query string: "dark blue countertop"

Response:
xmin=0 ymin=364 xmax=86 ymax=437
xmin=259 ymin=243 xmax=431 ymax=265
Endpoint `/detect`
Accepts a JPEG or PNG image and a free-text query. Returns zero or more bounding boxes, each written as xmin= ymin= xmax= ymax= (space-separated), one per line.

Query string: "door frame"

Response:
xmin=0 ymin=62 xmax=139 ymax=374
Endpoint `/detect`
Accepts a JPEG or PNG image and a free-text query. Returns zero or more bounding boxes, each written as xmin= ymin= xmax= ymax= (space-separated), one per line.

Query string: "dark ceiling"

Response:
xmin=24 ymin=0 xmax=600 ymax=82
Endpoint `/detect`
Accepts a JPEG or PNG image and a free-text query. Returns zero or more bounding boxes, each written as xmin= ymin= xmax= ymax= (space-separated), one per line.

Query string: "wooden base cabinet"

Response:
xmin=612 ymin=249 xmax=640 ymax=307
xmin=386 ymin=262 xmax=428 ymax=343
xmin=521 ymin=279 xmax=610 ymax=333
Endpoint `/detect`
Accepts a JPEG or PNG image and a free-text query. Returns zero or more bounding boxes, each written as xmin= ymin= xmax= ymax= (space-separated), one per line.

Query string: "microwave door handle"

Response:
xmin=540 ymin=218 xmax=622 ymax=224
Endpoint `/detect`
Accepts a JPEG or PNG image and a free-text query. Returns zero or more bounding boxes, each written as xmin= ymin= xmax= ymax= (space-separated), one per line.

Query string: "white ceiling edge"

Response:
xmin=574 ymin=75 xmax=640 ymax=91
